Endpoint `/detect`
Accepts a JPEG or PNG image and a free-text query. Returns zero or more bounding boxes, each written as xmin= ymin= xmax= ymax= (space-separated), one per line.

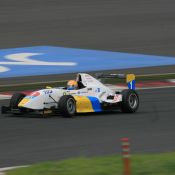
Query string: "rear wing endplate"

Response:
xmin=126 ymin=74 xmax=135 ymax=90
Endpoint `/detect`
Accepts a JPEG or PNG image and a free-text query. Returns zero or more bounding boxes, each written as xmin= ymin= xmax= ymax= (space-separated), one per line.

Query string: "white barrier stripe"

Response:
xmin=121 ymin=142 xmax=130 ymax=146
xmin=123 ymin=155 xmax=131 ymax=158
xmin=122 ymin=148 xmax=130 ymax=152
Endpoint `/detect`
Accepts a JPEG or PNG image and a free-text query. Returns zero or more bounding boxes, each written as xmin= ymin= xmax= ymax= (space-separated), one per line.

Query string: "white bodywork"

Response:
xmin=18 ymin=73 xmax=123 ymax=110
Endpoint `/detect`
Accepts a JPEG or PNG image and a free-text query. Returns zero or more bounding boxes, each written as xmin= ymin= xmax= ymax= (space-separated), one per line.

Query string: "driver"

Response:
xmin=67 ymin=80 xmax=78 ymax=90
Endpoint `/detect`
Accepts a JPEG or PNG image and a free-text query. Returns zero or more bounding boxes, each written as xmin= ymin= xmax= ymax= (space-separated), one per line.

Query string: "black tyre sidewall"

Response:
xmin=58 ymin=95 xmax=76 ymax=117
xmin=120 ymin=89 xmax=139 ymax=113
xmin=10 ymin=93 xmax=26 ymax=109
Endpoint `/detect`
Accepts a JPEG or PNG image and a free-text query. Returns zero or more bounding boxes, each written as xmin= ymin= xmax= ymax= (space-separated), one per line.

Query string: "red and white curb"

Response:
xmin=108 ymin=79 xmax=175 ymax=91
xmin=0 ymin=80 xmax=175 ymax=100
xmin=0 ymin=91 xmax=32 ymax=100
xmin=116 ymin=79 xmax=175 ymax=90
xmin=0 ymin=166 xmax=28 ymax=175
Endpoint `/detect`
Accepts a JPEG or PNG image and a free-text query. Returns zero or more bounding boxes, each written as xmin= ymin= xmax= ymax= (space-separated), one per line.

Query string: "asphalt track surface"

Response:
xmin=0 ymin=87 xmax=175 ymax=167
xmin=0 ymin=0 xmax=175 ymax=168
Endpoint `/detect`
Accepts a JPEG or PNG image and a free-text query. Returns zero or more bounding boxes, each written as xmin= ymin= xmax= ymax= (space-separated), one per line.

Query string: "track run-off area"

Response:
xmin=0 ymin=0 xmax=175 ymax=168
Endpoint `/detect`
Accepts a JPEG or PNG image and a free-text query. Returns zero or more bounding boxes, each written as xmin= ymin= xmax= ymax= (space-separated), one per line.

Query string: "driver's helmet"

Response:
xmin=67 ymin=80 xmax=78 ymax=90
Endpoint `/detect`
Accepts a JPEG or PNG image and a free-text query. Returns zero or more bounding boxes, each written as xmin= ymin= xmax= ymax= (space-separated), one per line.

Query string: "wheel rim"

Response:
xmin=128 ymin=93 xmax=138 ymax=109
xmin=67 ymin=98 xmax=75 ymax=114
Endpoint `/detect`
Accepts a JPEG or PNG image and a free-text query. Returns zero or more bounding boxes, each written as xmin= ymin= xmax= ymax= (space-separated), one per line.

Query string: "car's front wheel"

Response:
xmin=10 ymin=93 xmax=26 ymax=109
xmin=10 ymin=93 xmax=26 ymax=114
xmin=58 ymin=95 xmax=76 ymax=117
xmin=120 ymin=89 xmax=139 ymax=113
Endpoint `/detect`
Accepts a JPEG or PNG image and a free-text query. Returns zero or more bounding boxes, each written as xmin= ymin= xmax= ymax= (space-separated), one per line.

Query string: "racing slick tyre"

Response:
xmin=10 ymin=93 xmax=26 ymax=115
xmin=58 ymin=95 xmax=76 ymax=118
xmin=120 ymin=89 xmax=139 ymax=113
xmin=10 ymin=93 xmax=26 ymax=109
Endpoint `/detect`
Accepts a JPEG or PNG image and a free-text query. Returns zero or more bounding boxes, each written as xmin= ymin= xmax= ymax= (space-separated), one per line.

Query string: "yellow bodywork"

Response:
xmin=18 ymin=98 xmax=30 ymax=107
xmin=18 ymin=95 xmax=99 ymax=113
xmin=74 ymin=96 xmax=94 ymax=113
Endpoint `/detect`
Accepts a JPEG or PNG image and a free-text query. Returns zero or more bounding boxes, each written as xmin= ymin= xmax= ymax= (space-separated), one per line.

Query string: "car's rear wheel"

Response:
xmin=120 ymin=89 xmax=139 ymax=113
xmin=58 ymin=95 xmax=76 ymax=117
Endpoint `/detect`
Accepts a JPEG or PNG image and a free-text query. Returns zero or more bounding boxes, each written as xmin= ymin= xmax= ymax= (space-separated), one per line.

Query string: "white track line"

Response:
xmin=137 ymin=85 xmax=175 ymax=90
xmin=115 ymin=85 xmax=175 ymax=90
xmin=168 ymin=79 xmax=175 ymax=83
xmin=0 ymin=95 xmax=11 ymax=100
xmin=0 ymin=72 xmax=174 ymax=87
xmin=137 ymin=72 xmax=175 ymax=77
xmin=0 ymin=165 xmax=29 ymax=174
xmin=0 ymin=80 xmax=67 ymax=87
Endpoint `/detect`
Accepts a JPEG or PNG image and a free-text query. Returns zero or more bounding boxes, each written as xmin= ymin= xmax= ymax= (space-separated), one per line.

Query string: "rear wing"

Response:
xmin=96 ymin=73 xmax=136 ymax=90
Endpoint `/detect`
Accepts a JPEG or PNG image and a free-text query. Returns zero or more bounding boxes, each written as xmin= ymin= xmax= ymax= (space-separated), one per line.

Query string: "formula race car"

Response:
xmin=1 ymin=73 xmax=139 ymax=117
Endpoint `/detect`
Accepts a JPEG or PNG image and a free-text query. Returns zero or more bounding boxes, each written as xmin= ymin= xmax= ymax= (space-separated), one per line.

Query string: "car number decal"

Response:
xmin=43 ymin=90 xmax=53 ymax=95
